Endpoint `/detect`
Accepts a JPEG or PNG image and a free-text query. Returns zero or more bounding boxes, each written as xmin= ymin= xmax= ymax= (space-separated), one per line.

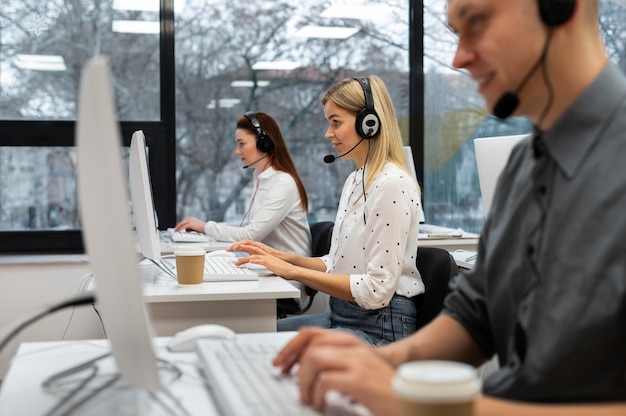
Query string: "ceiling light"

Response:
xmin=113 ymin=0 xmax=186 ymax=13
xmin=207 ymin=99 xmax=242 ymax=109
xmin=294 ymin=25 xmax=359 ymax=39
xmin=14 ymin=54 xmax=67 ymax=71
xmin=230 ymin=80 xmax=271 ymax=88
xmin=112 ymin=20 xmax=160 ymax=34
xmin=252 ymin=61 xmax=300 ymax=71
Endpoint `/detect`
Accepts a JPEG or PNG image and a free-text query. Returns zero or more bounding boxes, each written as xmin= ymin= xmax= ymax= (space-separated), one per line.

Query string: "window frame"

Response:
xmin=0 ymin=2 xmax=177 ymax=254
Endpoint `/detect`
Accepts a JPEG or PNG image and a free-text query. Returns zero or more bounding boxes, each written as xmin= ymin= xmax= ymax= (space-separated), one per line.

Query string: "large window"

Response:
xmin=1 ymin=0 xmax=625 ymax=253
xmin=423 ymin=0 xmax=626 ymax=234
xmin=0 ymin=0 xmax=408 ymax=253
xmin=172 ymin=1 xmax=411 ymax=225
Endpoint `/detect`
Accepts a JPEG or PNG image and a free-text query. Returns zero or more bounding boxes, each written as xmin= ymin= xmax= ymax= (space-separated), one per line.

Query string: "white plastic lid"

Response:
xmin=174 ymin=246 xmax=206 ymax=256
xmin=392 ymin=361 xmax=481 ymax=403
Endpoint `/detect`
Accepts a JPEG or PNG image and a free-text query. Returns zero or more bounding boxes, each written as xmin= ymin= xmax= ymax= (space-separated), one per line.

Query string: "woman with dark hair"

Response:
xmin=175 ymin=111 xmax=311 ymax=257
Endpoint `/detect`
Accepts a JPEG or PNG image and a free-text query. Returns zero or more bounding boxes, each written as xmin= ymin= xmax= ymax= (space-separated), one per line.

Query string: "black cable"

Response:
xmin=362 ymin=140 xmax=371 ymax=225
xmin=537 ymin=28 xmax=555 ymax=129
xmin=0 ymin=292 xmax=97 ymax=354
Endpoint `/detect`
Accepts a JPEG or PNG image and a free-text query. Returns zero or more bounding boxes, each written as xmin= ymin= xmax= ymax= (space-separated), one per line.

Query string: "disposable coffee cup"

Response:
xmin=174 ymin=246 xmax=206 ymax=285
xmin=392 ymin=360 xmax=480 ymax=416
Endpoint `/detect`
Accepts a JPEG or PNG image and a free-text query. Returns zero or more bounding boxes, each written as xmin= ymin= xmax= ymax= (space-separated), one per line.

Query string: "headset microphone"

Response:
xmin=323 ymin=154 xmax=337 ymax=164
xmin=323 ymin=138 xmax=365 ymax=164
xmin=243 ymin=154 xmax=268 ymax=169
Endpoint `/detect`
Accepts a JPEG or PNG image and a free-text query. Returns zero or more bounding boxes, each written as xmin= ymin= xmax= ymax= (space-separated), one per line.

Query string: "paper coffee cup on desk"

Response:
xmin=392 ymin=361 xmax=480 ymax=416
xmin=174 ymin=246 xmax=206 ymax=285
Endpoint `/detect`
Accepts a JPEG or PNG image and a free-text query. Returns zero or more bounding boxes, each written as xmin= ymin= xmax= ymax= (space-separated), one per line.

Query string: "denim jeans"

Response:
xmin=277 ymin=294 xmax=417 ymax=346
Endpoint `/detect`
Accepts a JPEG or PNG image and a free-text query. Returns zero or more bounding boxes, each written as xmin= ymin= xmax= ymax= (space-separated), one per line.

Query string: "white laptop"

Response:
xmin=474 ymin=134 xmax=527 ymax=216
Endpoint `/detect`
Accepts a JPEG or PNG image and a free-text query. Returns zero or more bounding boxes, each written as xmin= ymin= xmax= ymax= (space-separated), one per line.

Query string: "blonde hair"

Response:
xmin=321 ymin=75 xmax=418 ymax=195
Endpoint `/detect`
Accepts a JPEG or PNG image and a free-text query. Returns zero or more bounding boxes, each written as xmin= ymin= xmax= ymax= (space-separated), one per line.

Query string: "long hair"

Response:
xmin=236 ymin=112 xmax=308 ymax=211
xmin=321 ymin=75 xmax=418 ymax=195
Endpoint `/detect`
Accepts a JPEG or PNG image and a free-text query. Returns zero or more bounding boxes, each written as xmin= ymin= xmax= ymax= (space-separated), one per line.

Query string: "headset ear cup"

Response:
xmin=355 ymin=109 xmax=380 ymax=139
xmin=538 ymin=0 xmax=576 ymax=27
xmin=256 ymin=134 xmax=274 ymax=153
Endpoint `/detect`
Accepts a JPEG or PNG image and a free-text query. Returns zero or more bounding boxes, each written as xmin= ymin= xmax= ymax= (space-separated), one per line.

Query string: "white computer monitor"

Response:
xmin=76 ymin=55 xmax=163 ymax=393
xmin=403 ymin=146 xmax=418 ymax=181
xmin=129 ymin=130 xmax=175 ymax=277
xmin=474 ymin=134 xmax=527 ymax=216
xmin=130 ymin=130 xmax=160 ymax=261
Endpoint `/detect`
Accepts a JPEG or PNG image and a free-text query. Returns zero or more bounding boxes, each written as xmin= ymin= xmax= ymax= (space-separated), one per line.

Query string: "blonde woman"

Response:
xmin=231 ymin=76 xmax=425 ymax=345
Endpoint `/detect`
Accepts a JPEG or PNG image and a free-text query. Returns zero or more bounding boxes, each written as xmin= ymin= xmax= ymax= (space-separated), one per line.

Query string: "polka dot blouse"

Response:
xmin=320 ymin=162 xmax=425 ymax=309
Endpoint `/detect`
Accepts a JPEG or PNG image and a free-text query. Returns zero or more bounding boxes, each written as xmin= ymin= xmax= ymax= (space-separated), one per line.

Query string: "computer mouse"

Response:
xmin=167 ymin=324 xmax=236 ymax=352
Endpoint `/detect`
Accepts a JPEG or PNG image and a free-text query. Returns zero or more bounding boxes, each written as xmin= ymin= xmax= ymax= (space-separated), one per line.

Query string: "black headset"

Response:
xmin=353 ymin=77 xmax=381 ymax=140
xmin=538 ymin=0 xmax=576 ymax=27
xmin=244 ymin=111 xmax=274 ymax=154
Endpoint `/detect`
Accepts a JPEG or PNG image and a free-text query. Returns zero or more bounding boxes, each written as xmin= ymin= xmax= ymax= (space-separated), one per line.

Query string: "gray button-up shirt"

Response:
xmin=444 ymin=63 xmax=626 ymax=402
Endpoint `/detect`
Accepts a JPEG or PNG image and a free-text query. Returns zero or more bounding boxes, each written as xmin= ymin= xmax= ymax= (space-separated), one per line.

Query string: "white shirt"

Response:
xmin=204 ymin=166 xmax=311 ymax=257
xmin=321 ymin=162 xmax=425 ymax=309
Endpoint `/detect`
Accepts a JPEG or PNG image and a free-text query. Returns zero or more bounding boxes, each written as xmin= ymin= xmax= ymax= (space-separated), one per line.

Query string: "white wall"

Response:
xmin=0 ymin=256 xmax=104 ymax=380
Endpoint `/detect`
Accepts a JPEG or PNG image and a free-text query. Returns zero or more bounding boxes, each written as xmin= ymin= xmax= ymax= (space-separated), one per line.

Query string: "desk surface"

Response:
xmin=419 ymin=236 xmax=479 ymax=252
xmin=0 ymin=335 xmax=368 ymax=416
xmin=0 ymin=338 xmax=218 ymax=415
xmin=139 ymin=261 xmax=300 ymax=303
xmin=450 ymin=250 xmax=477 ymax=269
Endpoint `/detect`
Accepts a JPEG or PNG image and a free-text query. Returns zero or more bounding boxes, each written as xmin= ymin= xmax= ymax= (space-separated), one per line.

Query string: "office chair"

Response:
xmin=412 ymin=246 xmax=458 ymax=331
xmin=277 ymin=221 xmax=334 ymax=318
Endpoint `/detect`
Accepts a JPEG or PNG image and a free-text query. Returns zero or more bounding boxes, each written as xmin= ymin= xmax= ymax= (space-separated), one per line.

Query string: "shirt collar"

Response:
xmin=254 ymin=165 xmax=276 ymax=180
xmin=540 ymin=63 xmax=626 ymax=179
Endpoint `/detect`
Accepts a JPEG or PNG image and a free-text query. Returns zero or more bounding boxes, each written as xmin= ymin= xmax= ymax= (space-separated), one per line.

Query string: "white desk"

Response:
xmin=418 ymin=223 xmax=479 ymax=252
xmin=419 ymin=236 xmax=479 ymax=252
xmin=138 ymin=263 xmax=300 ymax=335
xmin=1 ymin=334 xmax=342 ymax=416
xmin=449 ymin=250 xmax=477 ymax=269
xmin=0 ymin=338 xmax=219 ymax=415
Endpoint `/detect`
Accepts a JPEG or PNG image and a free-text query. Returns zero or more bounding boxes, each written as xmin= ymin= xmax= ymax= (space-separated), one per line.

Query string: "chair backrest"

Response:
xmin=277 ymin=221 xmax=335 ymax=317
xmin=305 ymin=221 xmax=334 ymax=297
xmin=413 ymin=246 xmax=457 ymax=330
xmin=310 ymin=221 xmax=334 ymax=257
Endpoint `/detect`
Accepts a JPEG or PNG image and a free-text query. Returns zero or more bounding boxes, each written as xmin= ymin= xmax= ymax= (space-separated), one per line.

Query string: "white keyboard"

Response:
xmin=197 ymin=337 xmax=371 ymax=416
xmin=196 ymin=333 xmax=371 ymax=416
xmin=167 ymin=228 xmax=210 ymax=243
xmin=203 ymin=256 xmax=259 ymax=282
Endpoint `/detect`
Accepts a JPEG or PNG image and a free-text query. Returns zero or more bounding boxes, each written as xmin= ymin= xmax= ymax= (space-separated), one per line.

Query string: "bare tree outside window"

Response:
xmin=0 ymin=0 xmax=624 ymax=240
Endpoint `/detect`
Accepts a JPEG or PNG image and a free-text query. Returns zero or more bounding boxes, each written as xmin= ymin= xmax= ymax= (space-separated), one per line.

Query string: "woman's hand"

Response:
xmin=234 ymin=250 xmax=300 ymax=280
xmin=228 ymin=239 xmax=277 ymax=256
xmin=174 ymin=217 xmax=206 ymax=233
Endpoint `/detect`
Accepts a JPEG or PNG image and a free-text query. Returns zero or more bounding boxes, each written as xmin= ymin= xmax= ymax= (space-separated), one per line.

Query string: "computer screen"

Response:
xmin=403 ymin=146 xmax=418 ymax=181
xmin=129 ymin=130 xmax=177 ymax=278
xmin=76 ymin=55 xmax=163 ymax=393
xmin=130 ymin=130 xmax=161 ymax=262
xmin=474 ymin=134 xmax=527 ymax=216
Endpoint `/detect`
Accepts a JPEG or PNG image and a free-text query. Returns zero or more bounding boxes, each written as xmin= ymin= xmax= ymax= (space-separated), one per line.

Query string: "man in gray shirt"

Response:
xmin=274 ymin=1 xmax=626 ymax=415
